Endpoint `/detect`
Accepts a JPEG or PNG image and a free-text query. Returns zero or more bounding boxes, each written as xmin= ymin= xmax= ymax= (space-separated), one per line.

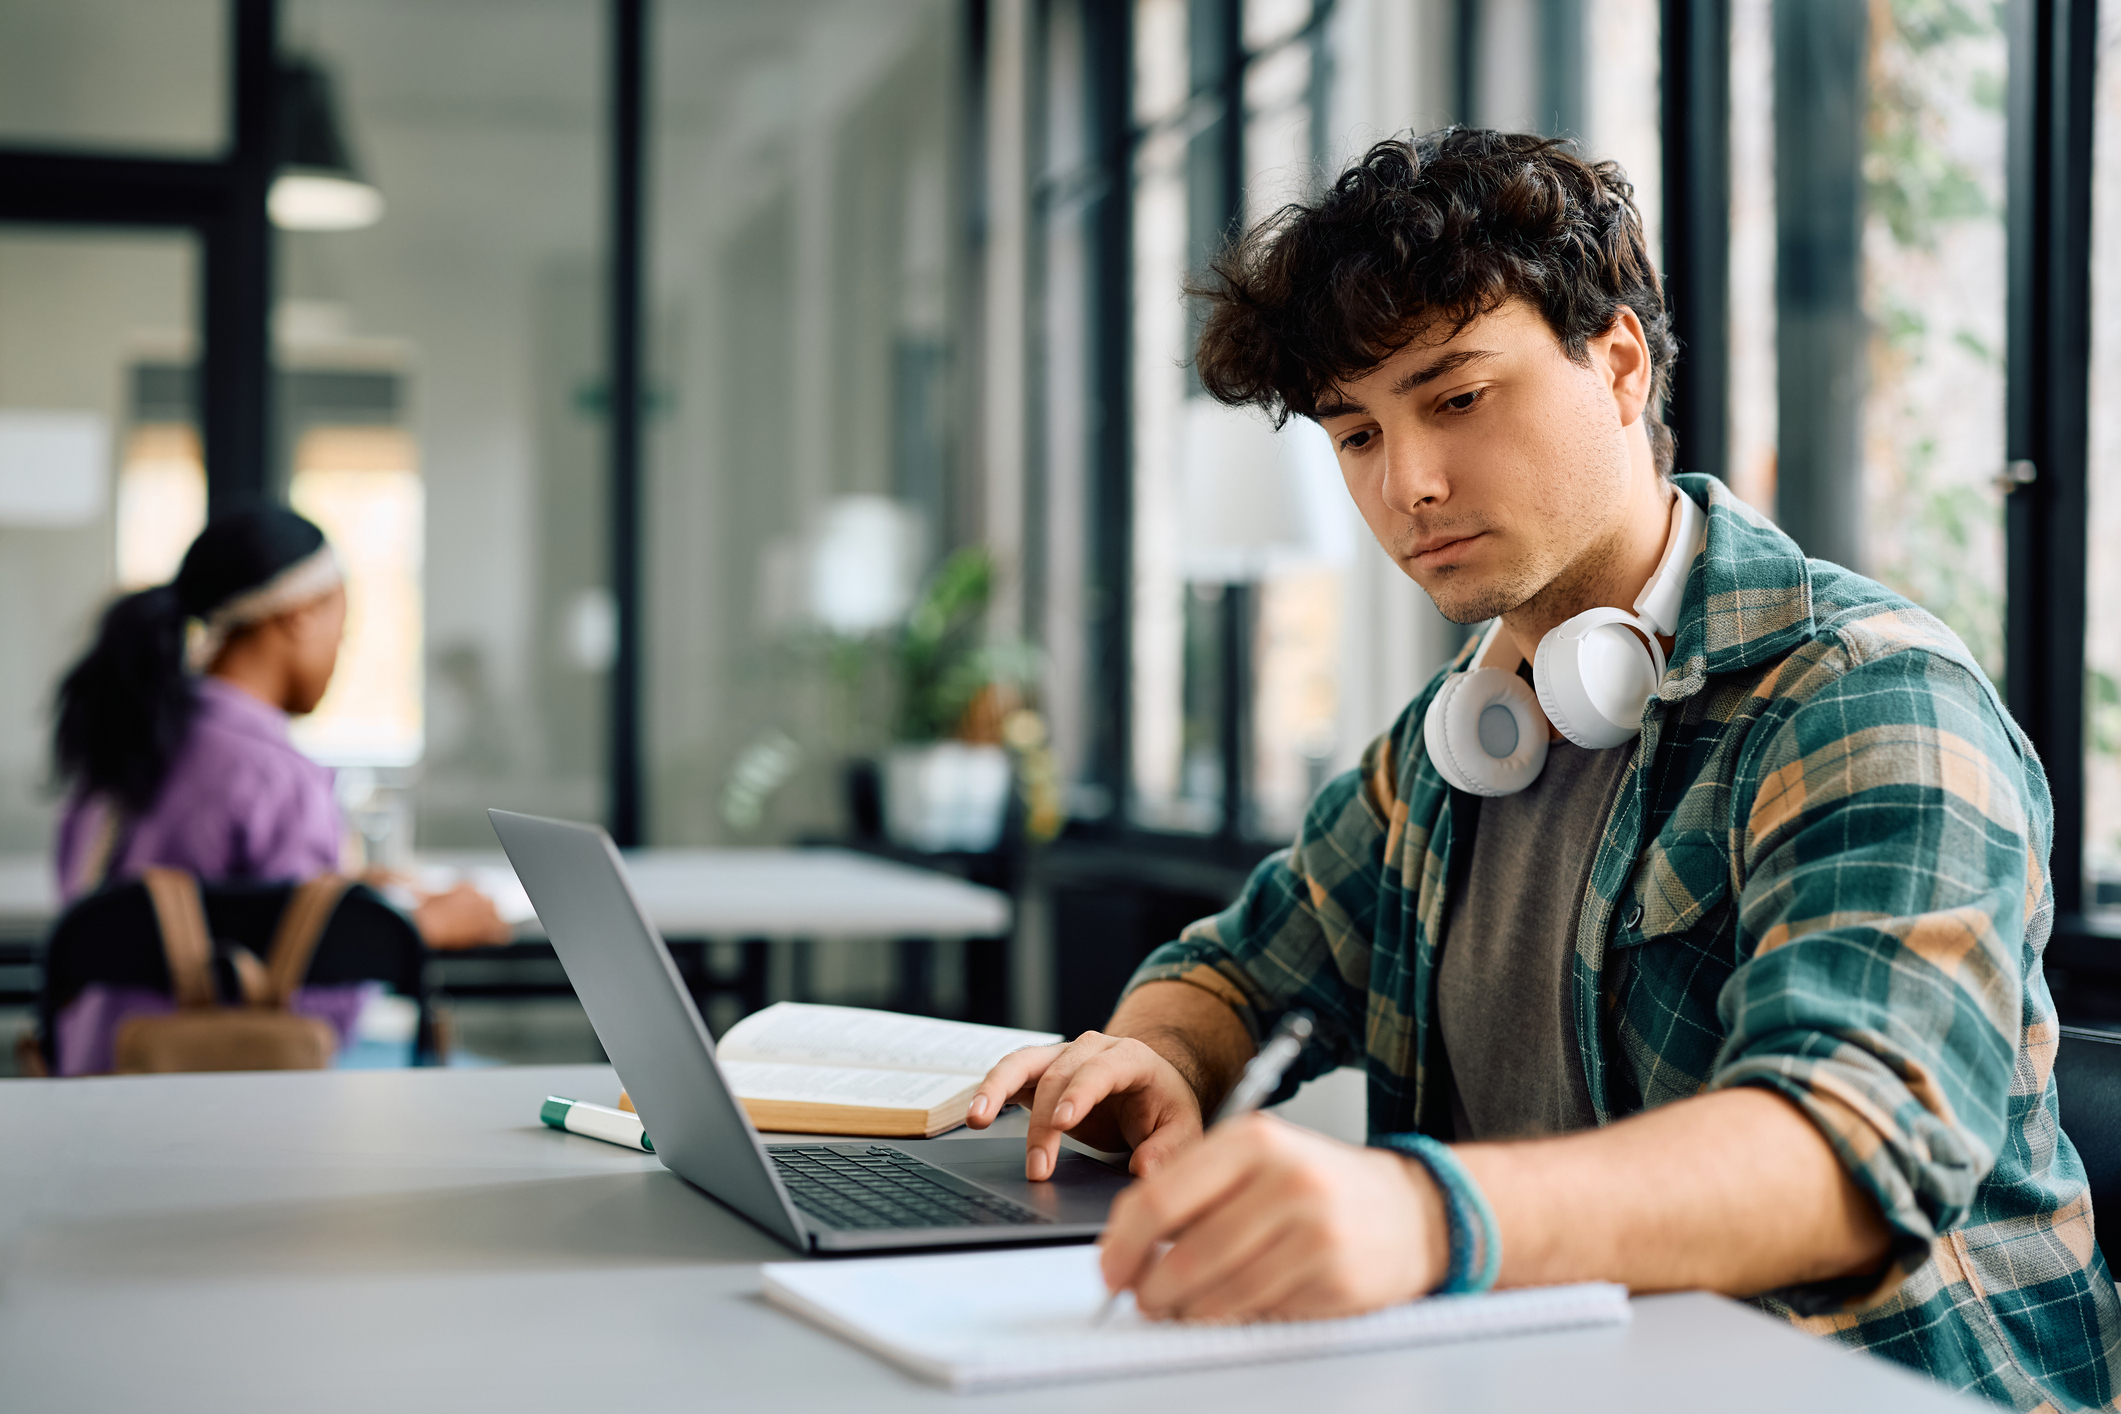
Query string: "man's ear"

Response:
xmin=1592 ymin=308 xmax=1653 ymax=429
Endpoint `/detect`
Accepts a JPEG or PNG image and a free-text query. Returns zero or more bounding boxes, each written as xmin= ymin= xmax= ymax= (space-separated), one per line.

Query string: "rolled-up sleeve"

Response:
xmin=1711 ymin=645 xmax=2037 ymax=1311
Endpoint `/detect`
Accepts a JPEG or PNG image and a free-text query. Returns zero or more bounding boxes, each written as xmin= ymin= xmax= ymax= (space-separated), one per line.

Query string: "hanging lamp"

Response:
xmin=269 ymin=57 xmax=384 ymax=232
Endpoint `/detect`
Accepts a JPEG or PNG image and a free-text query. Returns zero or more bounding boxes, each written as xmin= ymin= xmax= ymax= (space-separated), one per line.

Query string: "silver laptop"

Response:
xmin=488 ymin=809 xmax=1130 ymax=1252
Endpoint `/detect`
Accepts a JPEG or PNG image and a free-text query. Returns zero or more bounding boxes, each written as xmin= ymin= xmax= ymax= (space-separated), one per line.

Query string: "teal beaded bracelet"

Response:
xmin=1372 ymin=1132 xmax=1502 ymax=1294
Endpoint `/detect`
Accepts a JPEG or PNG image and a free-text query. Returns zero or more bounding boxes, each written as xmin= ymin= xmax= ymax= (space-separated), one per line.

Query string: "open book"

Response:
xmin=625 ymin=1002 xmax=1061 ymax=1138
xmin=763 ymin=1245 xmax=1631 ymax=1391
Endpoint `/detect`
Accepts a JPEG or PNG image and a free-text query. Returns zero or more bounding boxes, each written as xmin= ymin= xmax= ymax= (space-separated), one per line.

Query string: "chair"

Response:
xmin=32 ymin=877 xmax=437 ymax=1073
xmin=2056 ymin=1026 xmax=2121 ymax=1271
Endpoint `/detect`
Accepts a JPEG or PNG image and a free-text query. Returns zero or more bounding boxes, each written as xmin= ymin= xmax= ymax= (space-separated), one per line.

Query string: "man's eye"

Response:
xmin=1443 ymin=389 xmax=1483 ymax=413
xmin=1338 ymin=429 xmax=1375 ymax=451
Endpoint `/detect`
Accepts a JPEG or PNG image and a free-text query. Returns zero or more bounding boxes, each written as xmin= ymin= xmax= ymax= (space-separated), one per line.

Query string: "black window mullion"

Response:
xmin=1188 ymin=0 xmax=1251 ymax=841
xmin=0 ymin=152 xmax=227 ymax=226
xmin=1084 ymin=0 xmax=1133 ymax=820
xmin=201 ymin=0 xmax=279 ymax=517
xmin=606 ymin=0 xmax=649 ymax=847
xmin=2006 ymin=0 xmax=2096 ymax=924
xmin=1770 ymin=0 xmax=1868 ymax=570
xmin=1660 ymin=0 xmax=1729 ymax=485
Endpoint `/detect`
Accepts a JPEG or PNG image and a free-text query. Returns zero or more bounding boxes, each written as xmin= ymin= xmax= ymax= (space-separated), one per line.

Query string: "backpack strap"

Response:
xmin=141 ymin=868 xmax=216 ymax=1009
xmin=225 ymin=946 xmax=273 ymax=1006
xmin=263 ymin=875 xmax=354 ymax=1007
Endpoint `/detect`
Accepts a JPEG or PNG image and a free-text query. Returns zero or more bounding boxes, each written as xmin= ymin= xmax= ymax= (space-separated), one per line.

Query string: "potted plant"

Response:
xmin=880 ymin=549 xmax=1060 ymax=852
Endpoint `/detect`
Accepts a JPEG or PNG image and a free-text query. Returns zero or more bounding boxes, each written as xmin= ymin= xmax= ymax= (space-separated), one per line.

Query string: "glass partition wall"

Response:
xmin=0 ymin=231 xmax=197 ymax=853
xmin=277 ymin=0 xmax=607 ymax=848
xmin=0 ymin=0 xmax=228 ymax=156
xmin=645 ymin=0 xmax=969 ymax=851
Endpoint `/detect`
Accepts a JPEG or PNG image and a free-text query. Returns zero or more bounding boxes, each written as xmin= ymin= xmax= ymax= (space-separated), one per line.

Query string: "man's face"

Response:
xmin=1315 ymin=298 xmax=1653 ymax=626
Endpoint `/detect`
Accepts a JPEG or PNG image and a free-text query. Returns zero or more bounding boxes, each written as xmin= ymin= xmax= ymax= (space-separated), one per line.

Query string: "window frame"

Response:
xmin=0 ymin=0 xmax=277 ymax=519
xmin=2007 ymin=0 xmax=2113 ymax=983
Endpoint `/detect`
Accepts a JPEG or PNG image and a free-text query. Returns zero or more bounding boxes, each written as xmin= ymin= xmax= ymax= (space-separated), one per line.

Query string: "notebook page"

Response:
xmin=717 ymin=1002 xmax=1059 ymax=1076
xmin=719 ymin=1060 xmax=972 ymax=1110
xmin=761 ymin=1244 xmax=1630 ymax=1392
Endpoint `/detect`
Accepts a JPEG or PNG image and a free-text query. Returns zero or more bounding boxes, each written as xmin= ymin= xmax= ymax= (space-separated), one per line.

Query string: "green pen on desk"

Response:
xmin=540 ymin=1095 xmax=654 ymax=1153
xmin=1093 ymin=1010 xmax=1316 ymax=1325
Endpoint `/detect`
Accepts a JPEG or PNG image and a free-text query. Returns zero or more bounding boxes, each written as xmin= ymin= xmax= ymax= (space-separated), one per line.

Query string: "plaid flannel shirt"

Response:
xmin=1126 ymin=475 xmax=2121 ymax=1410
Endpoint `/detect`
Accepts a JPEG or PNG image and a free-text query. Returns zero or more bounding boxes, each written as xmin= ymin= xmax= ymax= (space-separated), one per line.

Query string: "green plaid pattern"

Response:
xmin=1127 ymin=475 xmax=2121 ymax=1410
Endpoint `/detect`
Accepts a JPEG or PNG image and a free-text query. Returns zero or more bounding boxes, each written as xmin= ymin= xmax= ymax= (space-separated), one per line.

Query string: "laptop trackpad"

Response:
xmin=902 ymin=1137 xmax=1132 ymax=1225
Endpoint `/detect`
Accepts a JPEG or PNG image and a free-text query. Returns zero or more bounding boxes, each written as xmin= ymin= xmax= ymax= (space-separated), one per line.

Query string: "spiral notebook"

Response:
xmin=761 ymin=1244 xmax=1630 ymax=1391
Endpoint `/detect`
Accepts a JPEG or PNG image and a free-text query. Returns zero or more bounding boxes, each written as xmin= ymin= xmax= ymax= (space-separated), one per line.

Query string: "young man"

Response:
xmin=967 ymin=130 xmax=2119 ymax=1408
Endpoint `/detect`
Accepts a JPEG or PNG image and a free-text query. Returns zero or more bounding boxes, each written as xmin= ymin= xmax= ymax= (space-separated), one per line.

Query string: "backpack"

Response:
xmin=112 ymin=869 xmax=354 ymax=1073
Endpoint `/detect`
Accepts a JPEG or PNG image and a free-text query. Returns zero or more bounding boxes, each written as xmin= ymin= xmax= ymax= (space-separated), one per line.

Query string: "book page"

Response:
xmin=717 ymin=1003 xmax=1059 ymax=1076
xmin=721 ymin=1060 xmax=975 ymax=1111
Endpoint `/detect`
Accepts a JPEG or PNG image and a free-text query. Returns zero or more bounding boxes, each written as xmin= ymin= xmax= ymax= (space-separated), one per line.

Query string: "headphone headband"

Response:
xmin=1631 ymin=488 xmax=1705 ymax=637
xmin=1425 ymin=489 xmax=1706 ymax=793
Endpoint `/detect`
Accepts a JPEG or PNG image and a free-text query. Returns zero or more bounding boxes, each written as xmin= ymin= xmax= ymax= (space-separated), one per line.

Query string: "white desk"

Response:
xmin=0 ymin=847 xmax=1012 ymax=941
xmin=419 ymin=847 xmax=1010 ymax=940
xmin=0 ymin=1065 xmax=1984 ymax=1412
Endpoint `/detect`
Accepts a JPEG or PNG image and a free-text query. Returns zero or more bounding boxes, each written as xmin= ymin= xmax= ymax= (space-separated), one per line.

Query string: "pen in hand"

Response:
xmin=1093 ymin=1010 xmax=1316 ymax=1325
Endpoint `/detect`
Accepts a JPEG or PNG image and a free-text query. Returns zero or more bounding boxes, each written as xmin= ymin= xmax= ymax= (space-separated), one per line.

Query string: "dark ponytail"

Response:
xmin=52 ymin=503 xmax=329 ymax=813
xmin=53 ymin=585 xmax=198 ymax=813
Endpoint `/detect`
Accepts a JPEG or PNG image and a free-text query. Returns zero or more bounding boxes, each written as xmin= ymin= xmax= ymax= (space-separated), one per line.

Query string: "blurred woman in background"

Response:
xmin=47 ymin=505 xmax=505 ymax=1073
xmin=55 ymin=505 xmax=351 ymax=897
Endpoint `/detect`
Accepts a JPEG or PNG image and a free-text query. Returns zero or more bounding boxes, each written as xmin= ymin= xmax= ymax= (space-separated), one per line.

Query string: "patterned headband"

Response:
xmin=183 ymin=543 xmax=344 ymax=673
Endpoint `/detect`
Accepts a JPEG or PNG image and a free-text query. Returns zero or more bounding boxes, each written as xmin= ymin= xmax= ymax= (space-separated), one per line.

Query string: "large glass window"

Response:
xmin=1726 ymin=0 xmax=1778 ymax=513
xmin=1860 ymin=0 xmax=2009 ymax=683
xmin=1725 ymin=1 xmax=2007 ymax=681
xmin=288 ymin=422 xmax=423 ymax=767
xmin=2088 ymin=6 xmax=2121 ymax=907
xmin=1128 ymin=0 xmax=1354 ymax=839
xmin=0 ymin=0 xmax=226 ymax=156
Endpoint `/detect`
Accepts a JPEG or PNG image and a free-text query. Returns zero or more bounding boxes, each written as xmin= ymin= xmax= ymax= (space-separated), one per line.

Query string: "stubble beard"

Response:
xmin=1421 ymin=560 xmax=1541 ymax=626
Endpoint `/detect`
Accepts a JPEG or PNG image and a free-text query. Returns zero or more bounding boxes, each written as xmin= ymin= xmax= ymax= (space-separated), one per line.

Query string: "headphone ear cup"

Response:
xmin=1423 ymin=668 xmax=1548 ymax=797
xmin=1533 ymin=609 xmax=1666 ymax=750
xmin=1423 ymin=674 xmax=1478 ymax=793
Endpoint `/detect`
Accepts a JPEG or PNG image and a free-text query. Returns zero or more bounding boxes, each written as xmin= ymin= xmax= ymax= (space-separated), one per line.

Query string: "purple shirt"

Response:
xmin=51 ymin=676 xmax=357 ymax=1075
xmin=55 ymin=676 xmax=342 ymax=902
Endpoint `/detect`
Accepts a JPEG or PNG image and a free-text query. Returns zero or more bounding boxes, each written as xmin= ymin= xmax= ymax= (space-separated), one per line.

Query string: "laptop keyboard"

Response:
xmin=770 ymin=1144 xmax=1054 ymax=1231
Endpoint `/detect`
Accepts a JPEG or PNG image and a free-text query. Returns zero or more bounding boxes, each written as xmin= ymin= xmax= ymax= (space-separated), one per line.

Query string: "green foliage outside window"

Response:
xmin=1862 ymin=0 xmax=2009 ymax=686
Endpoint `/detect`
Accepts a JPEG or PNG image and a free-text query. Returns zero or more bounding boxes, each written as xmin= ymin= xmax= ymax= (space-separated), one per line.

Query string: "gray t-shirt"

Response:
xmin=1438 ymin=738 xmax=1631 ymax=1141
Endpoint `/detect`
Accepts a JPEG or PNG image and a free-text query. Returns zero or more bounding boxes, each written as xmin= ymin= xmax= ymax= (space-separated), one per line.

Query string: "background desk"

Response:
xmin=0 ymin=1065 xmax=1983 ymax=1413
xmin=419 ymin=848 xmax=1013 ymax=1023
xmin=0 ymin=848 xmax=1014 ymax=1023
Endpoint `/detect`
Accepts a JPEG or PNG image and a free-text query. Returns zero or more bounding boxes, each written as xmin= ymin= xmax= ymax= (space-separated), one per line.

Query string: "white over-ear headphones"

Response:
xmin=1423 ymin=490 xmax=1705 ymax=797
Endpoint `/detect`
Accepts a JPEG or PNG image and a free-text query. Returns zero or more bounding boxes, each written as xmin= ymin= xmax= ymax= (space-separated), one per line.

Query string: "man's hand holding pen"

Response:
xmin=967 ymin=1007 xmax=1454 ymax=1323
xmin=1096 ymin=1113 xmax=1449 ymax=1322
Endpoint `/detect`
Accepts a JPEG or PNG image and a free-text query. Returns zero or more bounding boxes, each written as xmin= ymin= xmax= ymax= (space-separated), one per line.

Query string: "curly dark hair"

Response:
xmin=1192 ymin=128 xmax=1678 ymax=474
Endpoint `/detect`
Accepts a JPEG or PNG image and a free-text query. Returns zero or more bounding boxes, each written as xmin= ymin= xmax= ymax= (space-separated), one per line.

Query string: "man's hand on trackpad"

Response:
xmin=964 ymin=1033 xmax=1205 ymax=1180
